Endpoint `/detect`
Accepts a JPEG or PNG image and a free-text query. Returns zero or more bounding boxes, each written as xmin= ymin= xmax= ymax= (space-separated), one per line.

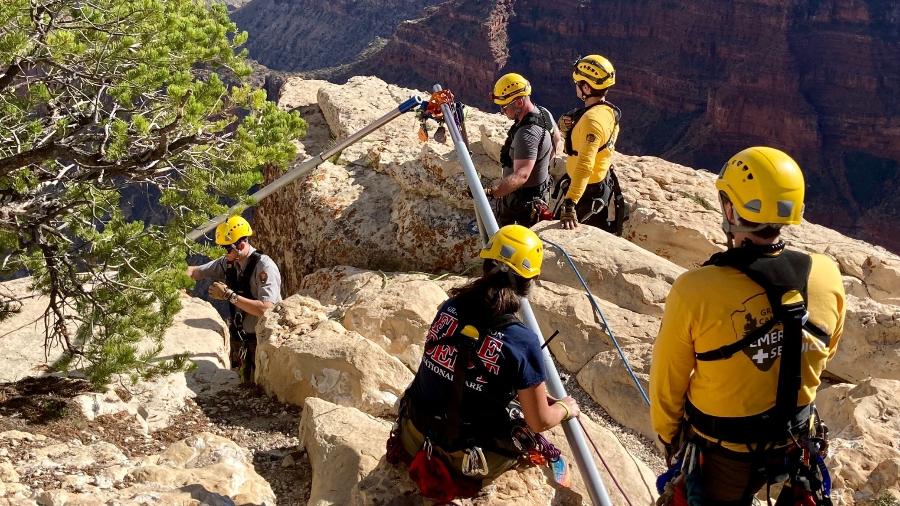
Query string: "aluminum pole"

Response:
xmin=187 ymin=95 xmax=425 ymax=241
xmin=434 ymin=84 xmax=613 ymax=506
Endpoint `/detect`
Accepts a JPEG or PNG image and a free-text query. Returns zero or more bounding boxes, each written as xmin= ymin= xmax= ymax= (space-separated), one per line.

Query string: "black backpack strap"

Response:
xmin=696 ymin=247 xmax=814 ymax=438
xmin=563 ymin=102 xmax=620 ymax=156
xmin=438 ymin=313 xmax=522 ymax=447
xmin=695 ymin=317 xmax=780 ymax=361
xmin=235 ymin=251 xmax=262 ymax=298
xmin=224 ymin=251 xmax=263 ymax=328
xmin=501 ymin=108 xmax=554 ymax=169
xmin=595 ymin=101 xmax=621 ymax=153
xmin=607 ymin=167 xmax=628 ymax=235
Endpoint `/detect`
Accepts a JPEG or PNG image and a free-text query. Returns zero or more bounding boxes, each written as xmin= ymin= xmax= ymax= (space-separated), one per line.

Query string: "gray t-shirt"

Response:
xmin=193 ymin=246 xmax=282 ymax=334
xmin=504 ymin=106 xmax=556 ymax=188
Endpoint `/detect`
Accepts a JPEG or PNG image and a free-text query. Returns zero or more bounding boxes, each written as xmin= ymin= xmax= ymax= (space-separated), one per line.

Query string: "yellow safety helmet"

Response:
xmin=572 ymin=55 xmax=616 ymax=90
xmin=215 ymin=215 xmax=253 ymax=245
xmin=479 ymin=225 xmax=543 ymax=279
xmin=715 ymin=147 xmax=805 ymax=225
xmin=491 ymin=73 xmax=532 ymax=106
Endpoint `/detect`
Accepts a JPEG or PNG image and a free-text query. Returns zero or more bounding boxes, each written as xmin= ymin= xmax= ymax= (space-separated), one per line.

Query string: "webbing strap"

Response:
xmin=563 ymin=101 xmax=621 ymax=156
xmin=694 ymin=246 xmax=815 ymax=439
xmin=499 ymin=106 xmax=553 ymax=170
xmin=225 ymin=251 xmax=262 ymax=320
xmin=430 ymin=313 xmax=521 ymax=447
xmin=685 ymin=399 xmax=813 ymax=445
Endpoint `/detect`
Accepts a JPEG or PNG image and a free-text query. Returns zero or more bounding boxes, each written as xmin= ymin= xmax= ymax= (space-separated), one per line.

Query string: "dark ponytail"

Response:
xmin=448 ymin=260 xmax=532 ymax=324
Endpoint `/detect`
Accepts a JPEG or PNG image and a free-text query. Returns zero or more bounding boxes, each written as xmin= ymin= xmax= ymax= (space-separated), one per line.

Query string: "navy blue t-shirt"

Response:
xmin=406 ymin=299 xmax=547 ymax=430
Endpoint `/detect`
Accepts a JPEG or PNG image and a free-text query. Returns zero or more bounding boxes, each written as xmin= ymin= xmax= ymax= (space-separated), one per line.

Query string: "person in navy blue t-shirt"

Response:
xmin=389 ymin=225 xmax=581 ymax=497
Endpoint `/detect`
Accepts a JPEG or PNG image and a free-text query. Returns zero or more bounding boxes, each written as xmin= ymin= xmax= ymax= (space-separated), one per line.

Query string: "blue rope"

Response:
xmin=541 ymin=237 xmax=651 ymax=406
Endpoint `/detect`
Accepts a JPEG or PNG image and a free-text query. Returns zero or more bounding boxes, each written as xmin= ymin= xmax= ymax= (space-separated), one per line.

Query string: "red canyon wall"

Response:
xmin=339 ymin=0 xmax=900 ymax=251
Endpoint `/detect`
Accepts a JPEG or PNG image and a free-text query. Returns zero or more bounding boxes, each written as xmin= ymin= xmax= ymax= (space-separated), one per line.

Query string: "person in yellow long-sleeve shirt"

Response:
xmin=555 ymin=55 xmax=628 ymax=235
xmin=649 ymin=147 xmax=845 ymax=505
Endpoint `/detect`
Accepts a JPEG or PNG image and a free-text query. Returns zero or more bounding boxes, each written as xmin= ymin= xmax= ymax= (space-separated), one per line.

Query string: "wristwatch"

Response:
xmin=228 ymin=291 xmax=239 ymax=304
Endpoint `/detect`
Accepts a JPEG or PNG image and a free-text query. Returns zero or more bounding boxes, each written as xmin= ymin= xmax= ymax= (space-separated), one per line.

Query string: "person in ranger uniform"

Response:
xmin=649 ymin=147 xmax=845 ymax=505
xmin=187 ymin=216 xmax=282 ymax=384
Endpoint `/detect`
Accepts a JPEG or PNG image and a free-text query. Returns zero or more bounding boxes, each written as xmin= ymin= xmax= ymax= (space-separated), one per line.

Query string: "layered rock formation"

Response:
xmin=306 ymin=0 xmax=900 ymax=252
xmin=230 ymin=0 xmax=444 ymax=71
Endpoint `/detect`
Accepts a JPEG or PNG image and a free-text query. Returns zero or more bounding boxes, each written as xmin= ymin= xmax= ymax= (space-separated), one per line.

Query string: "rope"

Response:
xmin=578 ymin=418 xmax=634 ymax=506
xmin=540 ymin=237 xmax=650 ymax=406
xmin=533 ymin=431 xmax=562 ymax=462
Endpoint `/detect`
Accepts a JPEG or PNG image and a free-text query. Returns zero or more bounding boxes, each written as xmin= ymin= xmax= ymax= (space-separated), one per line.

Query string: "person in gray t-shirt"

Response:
xmin=186 ymin=215 xmax=282 ymax=383
xmin=487 ymin=73 xmax=561 ymax=227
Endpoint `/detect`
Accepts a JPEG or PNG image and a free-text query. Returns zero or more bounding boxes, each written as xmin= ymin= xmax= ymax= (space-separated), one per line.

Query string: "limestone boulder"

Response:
xmin=815 ymin=379 xmax=900 ymax=504
xmin=827 ymin=295 xmax=900 ymax=382
xmin=255 ymin=159 xmax=480 ymax=296
xmin=784 ymin=224 xmax=900 ymax=307
xmin=615 ymin=154 xmax=725 ymax=269
xmin=534 ymin=222 xmax=686 ymax=317
xmin=255 ymin=294 xmax=413 ymax=416
xmin=299 ymin=266 xmax=447 ymax=371
xmin=316 ymin=76 xmax=421 ymax=160
xmin=125 ymin=432 xmax=275 ymax=504
xmin=299 ymin=397 xmax=395 ymax=506
xmin=121 ymin=292 xmax=234 ymax=432
xmin=276 ymin=76 xmax=329 ymax=112
xmin=478 ymin=121 xmax=506 ymax=168
xmin=315 ymin=76 xmax=507 ymax=169
xmin=577 ymin=347 xmax=654 ymax=440
xmin=255 ymin=76 xmax=523 ymax=295
xmin=301 ymin=397 xmax=655 ymax=506
xmin=528 ymin=280 xmax=660 ymax=375
xmin=365 ymin=132 xmax=500 ymax=211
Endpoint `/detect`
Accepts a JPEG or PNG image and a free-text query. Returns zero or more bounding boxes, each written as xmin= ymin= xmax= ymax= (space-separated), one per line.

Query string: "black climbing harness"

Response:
xmin=562 ymin=101 xmax=621 ymax=157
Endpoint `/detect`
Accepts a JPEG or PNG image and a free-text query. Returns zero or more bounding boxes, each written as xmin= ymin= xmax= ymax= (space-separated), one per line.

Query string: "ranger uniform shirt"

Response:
xmin=192 ymin=245 xmax=283 ymax=334
xmin=649 ymin=252 xmax=845 ymax=451
xmin=564 ymin=104 xmax=619 ymax=203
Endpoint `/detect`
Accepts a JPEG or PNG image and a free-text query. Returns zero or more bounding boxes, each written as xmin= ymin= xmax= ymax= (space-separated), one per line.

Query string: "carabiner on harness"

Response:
xmin=461 ymin=446 xmax=489 ymax=477
xmin=580 ymin=195 xmax=607 ymax=222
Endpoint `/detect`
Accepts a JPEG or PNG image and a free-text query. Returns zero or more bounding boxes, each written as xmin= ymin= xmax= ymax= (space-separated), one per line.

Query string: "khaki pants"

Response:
xmin=398 ymin=417 xmax=519 ymax=482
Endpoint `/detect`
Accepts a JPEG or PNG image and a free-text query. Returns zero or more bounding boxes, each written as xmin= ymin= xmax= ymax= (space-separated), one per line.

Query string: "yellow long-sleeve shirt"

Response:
xmin=564 ymin=104 xmax=619 ymax=203
xmin=649 ymin=251 xmax=845 ymax=451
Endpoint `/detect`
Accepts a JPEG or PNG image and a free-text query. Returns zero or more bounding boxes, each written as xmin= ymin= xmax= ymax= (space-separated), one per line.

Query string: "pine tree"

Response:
xmin=0 ymin=0 xmax=306 ymax=386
